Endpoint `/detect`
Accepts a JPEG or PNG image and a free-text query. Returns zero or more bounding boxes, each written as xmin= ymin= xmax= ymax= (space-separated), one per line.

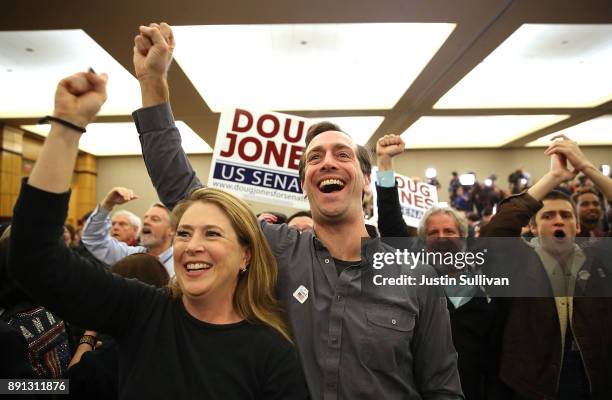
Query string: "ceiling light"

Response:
xmin=459 ymin=174 xmax=476 ymax=186
xmin=173 ymin=23 xmax=455 ymax=112
xmin=0 ymin=30 xmax=141 ymax=118
xmin=425 ymin=168 xmax=438 ymax=179
xmin=526 ymin=115 xmax=612 ymax=146
xmin=400 ymin=115 xmax=568 ymax=148
xmin=20 ymin=122 xmax=212 ymax=156
xmin=435 ymin=24 xmax=612 ymax=108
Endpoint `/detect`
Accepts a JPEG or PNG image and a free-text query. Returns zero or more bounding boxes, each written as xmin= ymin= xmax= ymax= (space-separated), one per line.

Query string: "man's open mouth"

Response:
xmin=319 ymin=178 xmax=345 ymax=193
xmin=553 ymin=229 xmax=566 ymax=239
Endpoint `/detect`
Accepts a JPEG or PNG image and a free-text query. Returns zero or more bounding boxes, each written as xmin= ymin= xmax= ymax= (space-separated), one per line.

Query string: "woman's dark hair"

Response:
xmin=111 ymin=253 xmax=169 ymax=288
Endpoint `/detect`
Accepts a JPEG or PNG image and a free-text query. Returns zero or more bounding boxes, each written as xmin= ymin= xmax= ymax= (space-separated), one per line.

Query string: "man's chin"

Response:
xmin=541 ymin=237 xmax=574 ymax=253
xmin=141 ymin=237 xmax=162 ymax=248
xmin=582 ymin=216 xmax=601 ymax=225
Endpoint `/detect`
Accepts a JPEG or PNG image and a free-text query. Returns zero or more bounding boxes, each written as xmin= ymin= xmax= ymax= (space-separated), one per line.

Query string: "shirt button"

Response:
xmin=391 ymin=319 xmax=397 ymax=325
xmin=325 ymin=259 xmax=330 ymax=264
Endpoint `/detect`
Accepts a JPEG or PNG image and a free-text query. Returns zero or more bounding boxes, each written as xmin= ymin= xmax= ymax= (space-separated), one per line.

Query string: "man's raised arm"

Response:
xmin=545 ymin=134 xmax=612 ymax=203
xmin=132 ymin=22 xmax=203 ymax=209
xmin=82 ymin=186 xmax=146 ymax=265
xmin=481 ymin=151 xmax=575 ymax=238
xmin=375 ymin=134 xmax=417 ymax=237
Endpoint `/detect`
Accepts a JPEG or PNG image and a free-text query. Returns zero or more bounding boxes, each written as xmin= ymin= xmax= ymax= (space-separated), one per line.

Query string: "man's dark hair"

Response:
xmin=530 ymin=190 xmax=577 ymax=226
xmin=466 ymin=212 xmax=480 ymax=223
xmin=298 ymin=121 xmax=372 ymax=182
xmin=287 ymin=210 xmax=312 ymax=225
xmin=543 ymin=190 xmax=575 ymax=205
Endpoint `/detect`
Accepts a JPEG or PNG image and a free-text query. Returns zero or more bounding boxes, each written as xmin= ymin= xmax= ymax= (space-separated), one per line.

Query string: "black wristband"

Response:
xmin=79 ymin=334 xmax=96 ymax=349
xmin=38 ymin=116 xmax=86 ymax=134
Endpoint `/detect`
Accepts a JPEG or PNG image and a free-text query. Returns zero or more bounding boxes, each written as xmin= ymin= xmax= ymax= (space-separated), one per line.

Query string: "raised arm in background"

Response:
xmin=81 ymin=186 xmax=145 ymax=265
xmin=132 ymin=23 xmax=203 ymax=209
xmin=481 ymin=150 xmax=576 ymax=238
xmin=375 ymin=134 xmax=417 ymax=237
xmin=544 ymin=134 xmax=612 ymax=202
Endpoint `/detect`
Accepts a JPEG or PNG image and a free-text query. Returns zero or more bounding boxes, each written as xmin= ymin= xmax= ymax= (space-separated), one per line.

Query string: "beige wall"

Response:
xmin=97 ymin=146 xmax=612 ymax=218
xmin=393 ymin=146 xmax=612 ymax=201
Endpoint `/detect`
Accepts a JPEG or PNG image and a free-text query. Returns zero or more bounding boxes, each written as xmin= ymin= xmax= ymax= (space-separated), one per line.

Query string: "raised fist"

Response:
xmin=376 ymin=134 xmax=405 ymax=159
xmin=53 ymin=71 xmax=108 ymax=128
xmin=101 ymin=187 xmax=138 ymax=211
xmin=133 ymin=22 xmax=175 ymax=81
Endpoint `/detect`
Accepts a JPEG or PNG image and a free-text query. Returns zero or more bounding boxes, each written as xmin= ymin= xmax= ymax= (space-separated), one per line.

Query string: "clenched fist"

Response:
xmin=54 ymin=71 xmax=108 ymax=128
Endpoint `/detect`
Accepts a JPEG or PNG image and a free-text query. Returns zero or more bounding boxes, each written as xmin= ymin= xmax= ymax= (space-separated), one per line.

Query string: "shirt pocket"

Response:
xmin=361 ymin=304 xmax=415 ymax=372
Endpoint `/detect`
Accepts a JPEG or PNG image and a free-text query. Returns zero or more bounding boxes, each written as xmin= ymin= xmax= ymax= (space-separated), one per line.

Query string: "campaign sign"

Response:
xmin=208 ymin=108 xmax=309 ymax=209
xmin=371 ymin=168 xmax=438 ymax=228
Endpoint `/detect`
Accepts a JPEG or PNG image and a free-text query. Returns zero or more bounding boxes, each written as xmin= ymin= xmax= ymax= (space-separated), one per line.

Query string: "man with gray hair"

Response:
xmin=375 ymin=134 xmax=512 ymax=400
xmin=109 ymin=209 xmax=141 ymax=246
xmin=82 ymin=186 xmax=175 ymax=276
xmin=416 ymin=205 xmax=469 ymax=251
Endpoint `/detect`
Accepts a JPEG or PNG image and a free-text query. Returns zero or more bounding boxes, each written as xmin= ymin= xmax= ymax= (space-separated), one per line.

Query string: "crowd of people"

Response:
xmin=1 ymin=22 xmax=611 ymax=400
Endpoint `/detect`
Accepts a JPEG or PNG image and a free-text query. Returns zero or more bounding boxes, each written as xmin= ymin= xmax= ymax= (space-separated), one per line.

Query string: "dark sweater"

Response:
xmin=9 ymin=182 xmax=308 ymax=400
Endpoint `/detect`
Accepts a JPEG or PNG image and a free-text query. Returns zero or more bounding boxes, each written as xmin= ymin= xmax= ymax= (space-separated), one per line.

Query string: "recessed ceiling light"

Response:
xmin=20 ymin=122 xmax=212 ymax=156
xmin=526 ymin=115 xmax=612 ymax=146
xmin=0 ymin=30 xmax=141 ymax=118
xmin=435 ymin=24 xmax=612 ymax=108
xmin=173 ymin=23 xmax=455 ymax=112
xmin=400 ymin=115 xmax=568 ymax=148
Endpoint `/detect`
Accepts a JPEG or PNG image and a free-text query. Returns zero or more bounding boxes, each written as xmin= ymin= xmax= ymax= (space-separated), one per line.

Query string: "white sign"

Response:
xmin=371 ymin=168 xmax=438 ymax=228
xmin=208 ymin=108 xmax=309 ymax=209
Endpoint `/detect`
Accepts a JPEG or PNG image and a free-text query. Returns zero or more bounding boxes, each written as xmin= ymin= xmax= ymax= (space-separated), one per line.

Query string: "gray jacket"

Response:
xmin=133 ymin=103 xmax=463 ymax=399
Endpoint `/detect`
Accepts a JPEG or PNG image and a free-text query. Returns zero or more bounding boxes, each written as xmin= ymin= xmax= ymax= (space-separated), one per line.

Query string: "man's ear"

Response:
xmin=529 ymin=220 xmax=538 ymax=237
xmin=300 ymin=180 xmax=307 ymax=199
xmin=363 ymin=173 xmax=372 ymax=195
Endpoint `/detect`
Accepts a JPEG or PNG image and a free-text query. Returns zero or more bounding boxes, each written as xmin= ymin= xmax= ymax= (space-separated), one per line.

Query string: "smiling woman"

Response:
xmin=170 ymin=187 xmax=292 ymax=341
xmin=8 ymin=71 xmax=309 ymax=399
